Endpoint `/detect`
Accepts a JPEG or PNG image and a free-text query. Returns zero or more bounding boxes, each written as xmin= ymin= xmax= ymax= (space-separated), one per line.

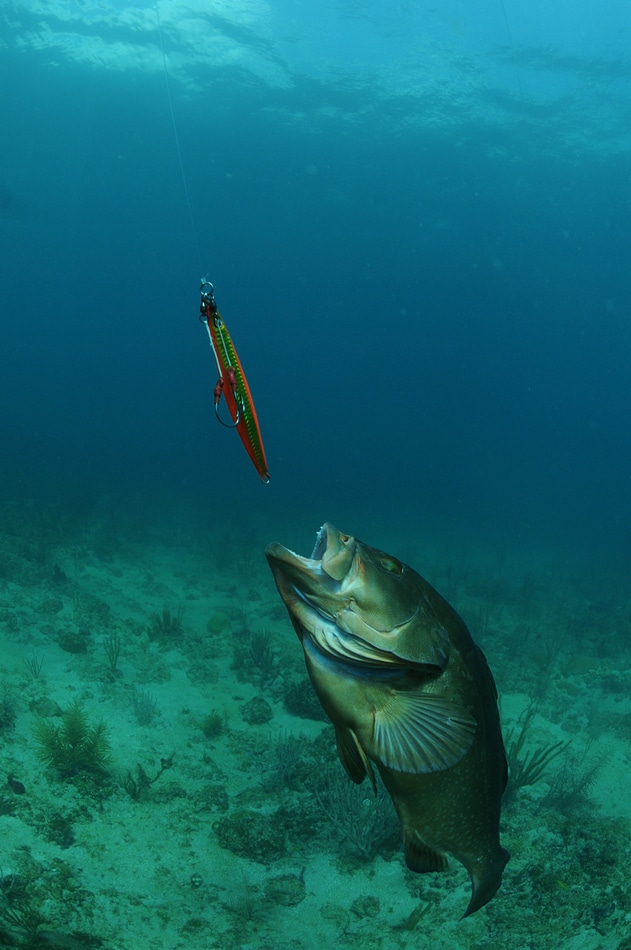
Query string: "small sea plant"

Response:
xmin=232 ymin=628 xmax=278 ymax=687
xmin=259 ymin=730 xmax=302 ymax=792
xmin=0 ymin=898 xmax=46 ymax=938
xmin=121 ymin=755 xmax=173 ymax=801
xmin=148 ymin=607 xmax=184 ymax=644
xmin=23 ymin=653 xmax=44 ymax=679
xmin=539 ymin=741 xmax=604 ymax=811
xmin=316 ymin=767 xmax=397 ymax=862
xmin=0 ymin=685 xmax=18 ymax=731
xmin=404 ymin=900 xmax=433 ymax=931
xmin=34 ymin=699 xmax=111 ymax=775
xmin=504 ymin=704 xmax=570 ymax=801
xmin=103 ymin=630 xmax=122 ymax=674
xmin=200 ymin=709 xmax=225 ymax=738
xmin=132 ymin=688 xmax=159 ymax=726
xmin=0 ymin=870 xmax=46 ymax=938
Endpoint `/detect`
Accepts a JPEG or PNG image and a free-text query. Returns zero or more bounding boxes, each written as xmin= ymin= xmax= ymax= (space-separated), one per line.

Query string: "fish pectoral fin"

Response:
xmin=404 ymin=830 xmax=448 ymax=873
xmin=336 ymin=727 xmax=377 ymax=792
xmin=371 ymin=692 xmax=477 ymax=773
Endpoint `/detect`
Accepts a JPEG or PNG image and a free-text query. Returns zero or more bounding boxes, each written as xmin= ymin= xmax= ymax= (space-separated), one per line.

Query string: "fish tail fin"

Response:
xmin=462 ymin=847 xmax=510 ymax=918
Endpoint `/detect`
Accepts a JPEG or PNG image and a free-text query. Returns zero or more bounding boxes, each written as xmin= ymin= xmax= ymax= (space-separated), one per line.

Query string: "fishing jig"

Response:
xmin=199 ymin=281 xmax=270 ymax=483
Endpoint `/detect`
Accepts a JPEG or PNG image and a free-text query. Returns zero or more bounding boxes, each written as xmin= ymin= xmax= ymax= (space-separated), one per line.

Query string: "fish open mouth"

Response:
xmin=265 ymin=525 xmax=414 ymax=670
xmin=266 ymin=523 xmax=350 ymax=589
xmin=264 ymin=535 xmax=337 ymax=617
xmin=311 ymin=523 xmax=328 ymax=560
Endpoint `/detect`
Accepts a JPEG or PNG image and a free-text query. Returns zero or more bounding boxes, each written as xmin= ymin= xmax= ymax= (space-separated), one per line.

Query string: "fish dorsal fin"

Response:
xmin=371 ymin=691 xmax=477 ymax=773
xmin=336 ymin=727 xmax=377 ymax=792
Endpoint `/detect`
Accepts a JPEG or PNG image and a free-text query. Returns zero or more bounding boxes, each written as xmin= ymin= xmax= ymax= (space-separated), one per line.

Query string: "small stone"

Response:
xmin=39 ymin=597 xmax=64 ymax=616
xmin=207 ymin=612 xmax=231 ymax=636
xmin=264 ymin=873 xmax=306 ymax=906
xmin=214 ymin=809 xmax=287 ymax=863
xmin=319 ymin=903 xmax=350 ymax=930
xmin=31 ymin=697 xmax=63 ymax=718
xmin=57 ymin=628 xmax=89 ymax=654
xmin=240 ymin=696 xmax=273 ymax=725
xmin=350 ymin=895 xmax=381 ymax=919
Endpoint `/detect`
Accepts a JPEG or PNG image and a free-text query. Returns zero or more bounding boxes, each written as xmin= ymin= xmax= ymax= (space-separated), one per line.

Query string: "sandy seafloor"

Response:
xmin=1 ymin=499 xmax=630 ymax=950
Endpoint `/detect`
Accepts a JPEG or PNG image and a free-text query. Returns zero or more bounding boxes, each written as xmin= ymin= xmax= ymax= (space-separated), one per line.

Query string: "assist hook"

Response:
xmin=199 ymin=280 xmax=241 ymax=427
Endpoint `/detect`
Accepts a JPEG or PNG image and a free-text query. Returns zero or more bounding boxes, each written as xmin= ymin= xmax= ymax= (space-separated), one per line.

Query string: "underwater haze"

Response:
xmin=1 ymin=0 xmax=630 ymax=554
xmin=1 ymin=1 xmax=631 ymax=948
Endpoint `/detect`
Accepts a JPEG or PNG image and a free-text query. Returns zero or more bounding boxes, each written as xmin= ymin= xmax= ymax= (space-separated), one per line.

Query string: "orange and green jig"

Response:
xmin=199 ymin=281 xmax=270 ymax=483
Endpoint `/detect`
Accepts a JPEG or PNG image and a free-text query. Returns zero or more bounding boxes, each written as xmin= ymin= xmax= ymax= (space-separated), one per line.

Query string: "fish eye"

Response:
xmin=379 ymin=556 xmax=402 ymax=575
xmin=340 ymin=534 xmax=350 ymax=543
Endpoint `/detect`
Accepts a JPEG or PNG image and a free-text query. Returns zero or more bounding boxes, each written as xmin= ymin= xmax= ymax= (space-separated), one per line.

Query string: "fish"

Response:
xmin=265 ymin=522 xmax=509 ymax=917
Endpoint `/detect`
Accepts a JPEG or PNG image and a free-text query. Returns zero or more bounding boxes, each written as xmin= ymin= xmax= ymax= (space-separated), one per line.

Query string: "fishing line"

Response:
xmin=498 ymin=0 xmax=524 ymax=103
xmin=156 ymin=5 xmax=204 ymax=276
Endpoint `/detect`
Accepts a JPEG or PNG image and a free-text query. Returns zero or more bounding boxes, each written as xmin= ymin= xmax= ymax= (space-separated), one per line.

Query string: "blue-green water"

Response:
xmin=1 ymin=3 xmax=630 ymax=947
xmin=2 ymin=0 xmax=630 ymax=556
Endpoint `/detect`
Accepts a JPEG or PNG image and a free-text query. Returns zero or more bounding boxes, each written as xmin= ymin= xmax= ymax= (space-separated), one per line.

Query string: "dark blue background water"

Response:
xmin=2 ymin=3 xmax=630 ymax=568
